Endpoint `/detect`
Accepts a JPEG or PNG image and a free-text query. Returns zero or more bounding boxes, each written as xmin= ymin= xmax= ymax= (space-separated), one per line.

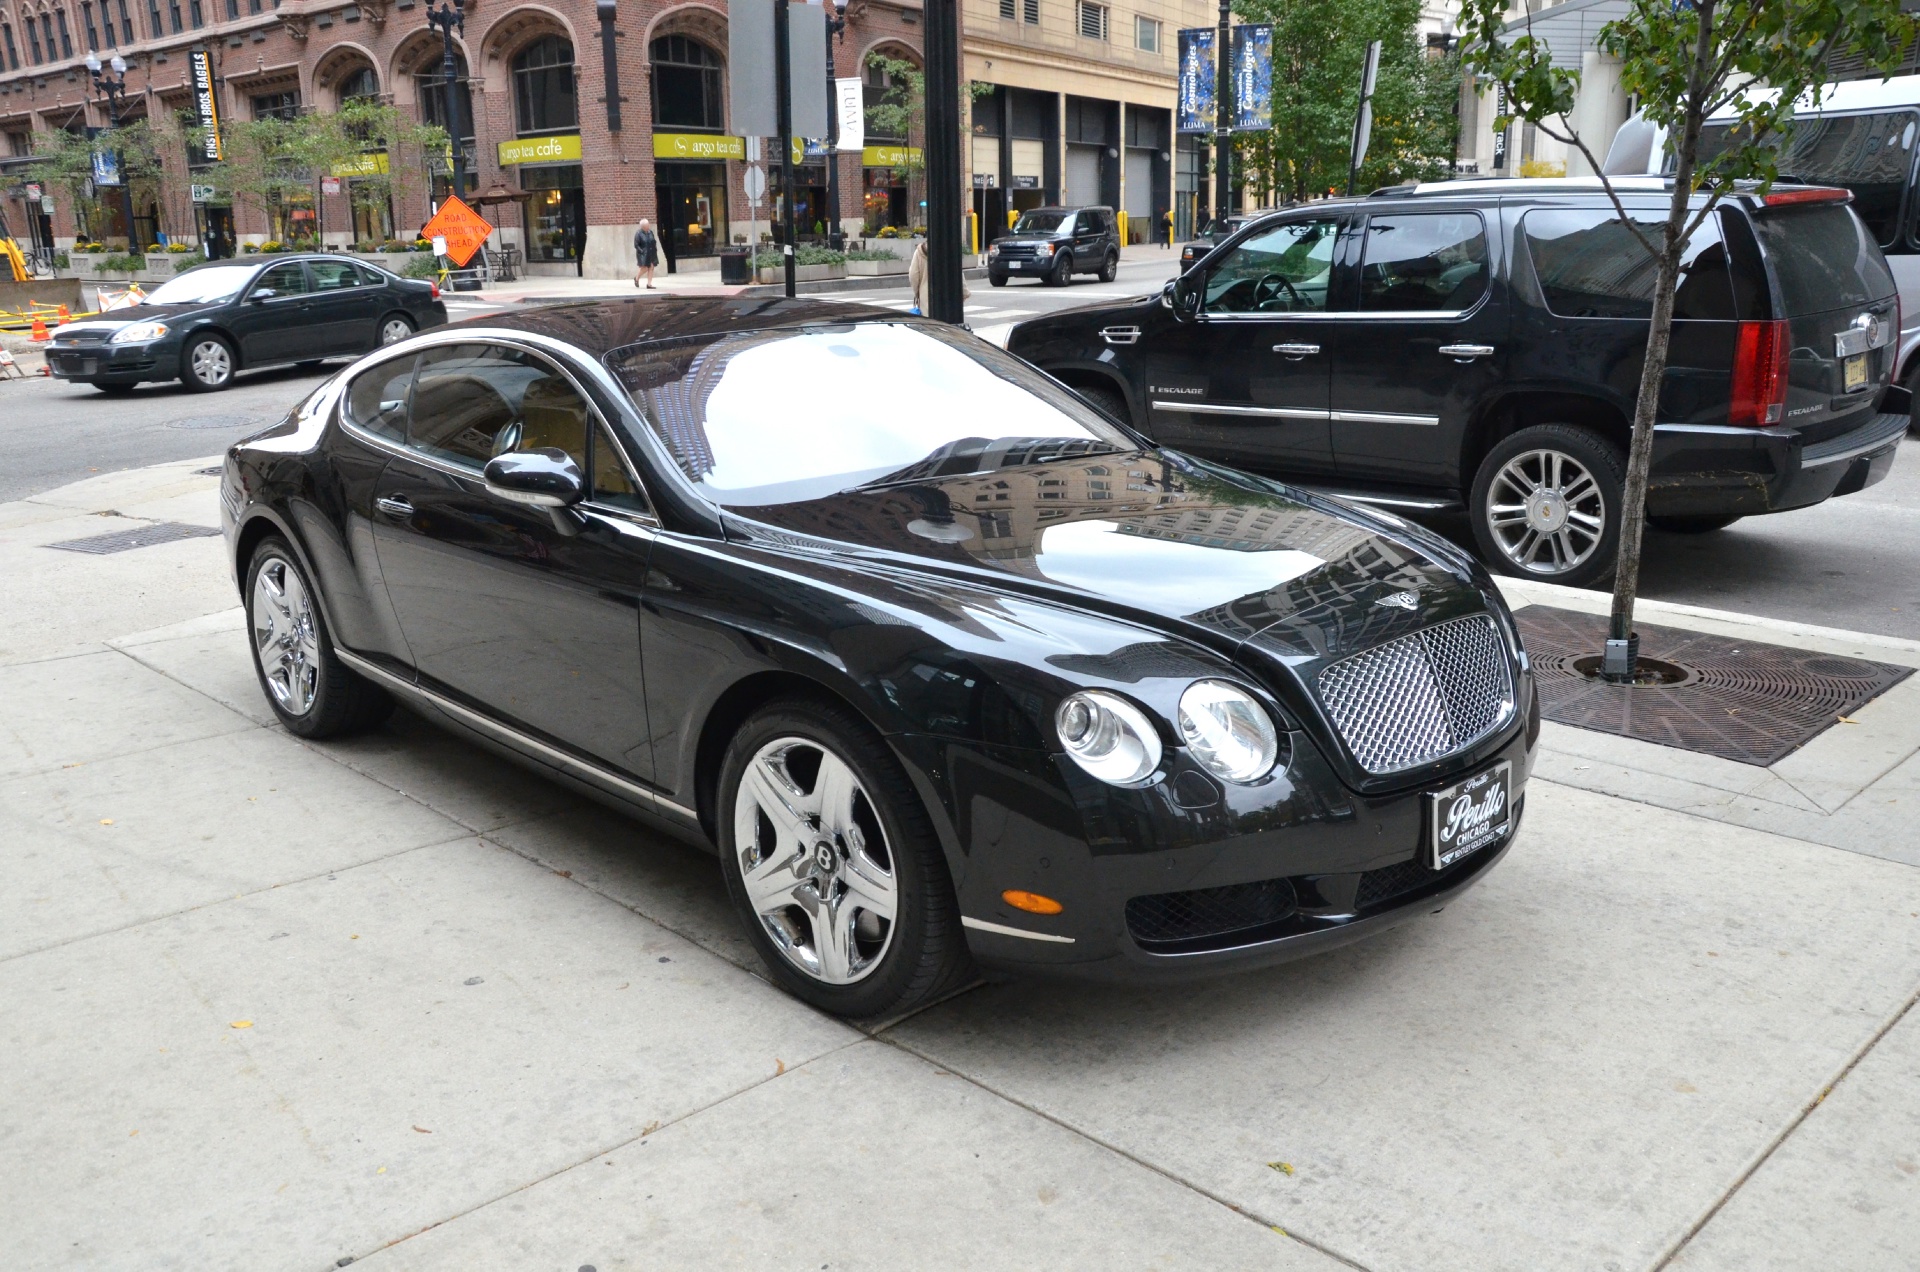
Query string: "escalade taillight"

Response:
xmin=1729 ymin=319 xmax=1789 ymax=426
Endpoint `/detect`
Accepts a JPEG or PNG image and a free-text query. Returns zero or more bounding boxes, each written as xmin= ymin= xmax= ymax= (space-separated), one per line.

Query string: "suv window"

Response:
xmin=254 ymin=261 xmax=309 ymax=297
xmin=1751 ymin=204 xmax=1896 ymax=314
xmin=1358 ymin=212 xmax=1488 ymax=312
xmin=409 ymin=343 xmax=589 ymax=471
xmin=344 ymin=353 xmax=415 ymax=442
xmin=1204 ymin=218 xmax=1339 ymax=314
xmin=1015 ymin=210 xmax=1069 ymax=233
xmin=1523 ymin=209 xmax=1736 ymax=321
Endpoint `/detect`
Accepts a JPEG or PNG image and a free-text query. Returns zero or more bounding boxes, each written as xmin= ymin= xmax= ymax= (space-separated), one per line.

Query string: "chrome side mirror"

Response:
xmin=483 ymin=446 xmax=586 ymax=536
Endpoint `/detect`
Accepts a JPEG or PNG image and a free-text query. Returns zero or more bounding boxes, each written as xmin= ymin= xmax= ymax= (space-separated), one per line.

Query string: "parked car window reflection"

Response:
xmin=344 ymin=353 xmax=416 ymax=442
xmin=1358 ymin=213 xmax=1488 ymax=312
xmin=1203 ymin=218 xmax=1340 ymax=314
xmin=609 ymin=322 xmax=1132 ymax=507
xmin=1701 ymin=110 xmax=1917 ymax=248
xmin=1524 ymin=209 xmax=1738 ymax=321
xmin=408 ymin=343 xmax=582 ymax=471
xmin=1014 ymin=210 xmax=1071 ymax=233
xmin=142 ymin=264 xmax=258 ymax=305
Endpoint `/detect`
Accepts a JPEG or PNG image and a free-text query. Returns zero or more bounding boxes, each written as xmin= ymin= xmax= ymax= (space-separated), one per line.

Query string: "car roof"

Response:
xmin=448 ymin=296 xmax=906 ymax=361
xmin=1706 ymin=73 xmax=1920 ymax=121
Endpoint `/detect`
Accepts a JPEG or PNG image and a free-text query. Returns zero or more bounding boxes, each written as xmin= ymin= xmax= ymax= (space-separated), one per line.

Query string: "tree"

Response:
xmin=1232 ymin=0 xmax=1460 ymax=205
xmin=1455 ymin=0 xmax=1915 ymax=680
xmin=27 ymin=120 xmax=168 ymax=246
xmin=863 ymin=53 xmax=992 ymax=215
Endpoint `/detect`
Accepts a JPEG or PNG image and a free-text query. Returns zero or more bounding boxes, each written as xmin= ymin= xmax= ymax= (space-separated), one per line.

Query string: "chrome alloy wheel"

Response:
xmin=1485 ymin=447 xmax=1607 ymax=576
xmin=732 ymin=736 xmax=897 ymax=985
xmin=250 ymin=556 xmax=321 ymax=716
xmin=190 ymin=339 xmax=232 ymax=386
xmin=379 ymin=317 xmax=414 ymax=345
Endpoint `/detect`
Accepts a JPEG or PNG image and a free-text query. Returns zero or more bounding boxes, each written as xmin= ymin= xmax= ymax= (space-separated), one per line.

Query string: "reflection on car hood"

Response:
xmin=55 ymin=302 xmax=219 ymax=333
xmin=730 ymin=451 xmax=1488 ymax=666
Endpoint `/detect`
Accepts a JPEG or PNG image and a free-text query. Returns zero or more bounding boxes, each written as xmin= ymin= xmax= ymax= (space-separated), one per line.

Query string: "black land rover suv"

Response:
xmin=1008 ymin=179 xmax=1909 ymax=586
xmin=987 ymin=205 xmax=1121 ymax=287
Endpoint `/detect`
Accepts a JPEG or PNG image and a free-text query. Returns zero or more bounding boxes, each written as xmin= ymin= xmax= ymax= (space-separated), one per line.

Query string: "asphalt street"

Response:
xmin=8 ymin=250 xmax=1917 ymax=639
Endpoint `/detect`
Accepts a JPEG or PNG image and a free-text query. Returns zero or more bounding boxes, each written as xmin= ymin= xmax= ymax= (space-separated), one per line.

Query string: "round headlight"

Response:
xmin=1055 ymin=690 xmax=1162 ymax=787
xmin=1177 ymin=679 xmax=1281 ymax=783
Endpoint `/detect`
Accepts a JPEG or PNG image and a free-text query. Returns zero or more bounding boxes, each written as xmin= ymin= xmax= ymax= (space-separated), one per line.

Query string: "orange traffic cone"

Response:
xmin=29 ymin=315 xmax=49 ymax=342
xmin=55 ymin=304 xmax=70 ymax=325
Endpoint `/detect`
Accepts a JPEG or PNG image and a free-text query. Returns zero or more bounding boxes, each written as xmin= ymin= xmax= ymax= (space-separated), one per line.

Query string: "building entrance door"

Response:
xmin=656 ymin=160 xmax=727 ymax=268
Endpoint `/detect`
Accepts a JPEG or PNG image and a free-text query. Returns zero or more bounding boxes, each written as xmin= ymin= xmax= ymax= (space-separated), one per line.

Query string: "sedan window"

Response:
xmin=254 ymin=261 xmax=311 ymax=297
xmin=608 ymin=322 xmax=1133 ymax=507
xmin=1204 ymin=219 xmax=1339 ymax=314
xmin=309 ymin=260 xmax=363 ymax=291
xmin=1358 ymin=213 xmax=1488 ymax=312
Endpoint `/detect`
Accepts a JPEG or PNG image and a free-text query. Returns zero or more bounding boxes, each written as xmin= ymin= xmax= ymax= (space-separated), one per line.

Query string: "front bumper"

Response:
xmin=902 ymin=717 xmax=1533 ymax=984
xmin=44 ymin=338 xmax=173 ymax=384
xmin=1649 ymin=405 xmax=1908 ymax=518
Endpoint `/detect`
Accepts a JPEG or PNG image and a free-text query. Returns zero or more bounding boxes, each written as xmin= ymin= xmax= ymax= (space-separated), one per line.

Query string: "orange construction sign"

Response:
xmin=421 ymin=194 xmax=495 ymax=268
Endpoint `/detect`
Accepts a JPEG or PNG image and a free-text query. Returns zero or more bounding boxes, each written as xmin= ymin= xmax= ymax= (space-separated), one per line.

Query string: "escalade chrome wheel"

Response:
xmin=1470 ymin=423 xmax=1625 ymax=588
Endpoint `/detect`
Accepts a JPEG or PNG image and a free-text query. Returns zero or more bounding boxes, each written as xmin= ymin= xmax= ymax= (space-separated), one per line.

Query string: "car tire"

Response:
xmin=1470 ymin=423 xmax=1626 ymax=588
xmin=1072 ymin=381 xmax=1129 ymax=426
xmin=378 ymin=313 xmax=416 ymax=346
xmin=718 ymin=696 xmax=971 ymax=1020
xmin=1648 ymin=513 xmax=1743 ymax=534
xmin=244 ymin=536 xmax=394 ymax=739
xmin=1049 ymin=253 xmax=1072 ymax=286
xmin=1099 ymin=250 xmax=1118 ymax=283
xmin=180 ymin=333 xmax=235 ymax=393
xmin=989 ymin=272 xmax=1007 ymax=287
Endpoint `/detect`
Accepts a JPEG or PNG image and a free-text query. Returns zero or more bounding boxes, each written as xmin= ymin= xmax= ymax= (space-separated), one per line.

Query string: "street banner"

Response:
xmin=1492 ymin=84 xmax=1509 ymax=169
xmin=835 ymin=77 xmax=864 ymax=152
xmin=90 ymin=149 xmax=121 ymax=188
xmin=1176 ymin=28 xmax=1216 ymax=134
xmin=190 ymin=47 xmax=222 ymax=162
xmin=1231 ymin=24 xmax=1272 ymax=132
xmin=420 ymin=194 xmax=494 ymax=268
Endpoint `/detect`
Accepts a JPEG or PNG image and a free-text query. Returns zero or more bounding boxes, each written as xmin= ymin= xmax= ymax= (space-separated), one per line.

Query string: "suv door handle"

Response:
xmin=1273 ymin=343 xmax=1321 ymax=358
xmin=1439 ymin=343 xmax=1494 ymax=361
xmin=375 ymin=494 xmax=414 ymax=518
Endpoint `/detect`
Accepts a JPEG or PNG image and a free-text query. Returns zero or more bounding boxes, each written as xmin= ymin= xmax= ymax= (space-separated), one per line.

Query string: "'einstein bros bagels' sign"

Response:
xmin=497 ymin=133 xmax=584 ymax=166
xmin=651 ymin=133 xmax=746 ymax=161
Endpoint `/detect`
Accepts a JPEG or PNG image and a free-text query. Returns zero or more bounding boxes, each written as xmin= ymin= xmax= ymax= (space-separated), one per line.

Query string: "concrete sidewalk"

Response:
xmin=3 ymin=460 xmax=1918 ymax=1271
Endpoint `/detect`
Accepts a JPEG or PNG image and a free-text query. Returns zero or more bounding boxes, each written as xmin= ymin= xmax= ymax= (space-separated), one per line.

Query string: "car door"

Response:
xmin=1328 ymin=208 xmax=1506 ymax=485
xmin=320 ymin=349 xmax=420 ymax=670
xmin=1141 ymin=215 xmax=1344 ymax=477
xmin=369 ymin=340 xmax=658 ymax=779
xmin=306 ymin=258 xmax=382 ymax=355
xmin=233 ymin=260 xmax=314 ymax=366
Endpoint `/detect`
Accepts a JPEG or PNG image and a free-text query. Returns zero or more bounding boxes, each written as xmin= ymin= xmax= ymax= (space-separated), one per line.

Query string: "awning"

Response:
xmin=1498 ymin=0 xmax=1630 ymax=70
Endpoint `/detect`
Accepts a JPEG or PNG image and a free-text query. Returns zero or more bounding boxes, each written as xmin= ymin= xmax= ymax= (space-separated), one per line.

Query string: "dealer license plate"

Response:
xmin=1426 ymin=761 xmax=1512 ymax=870
xmin=1843 ymin=353 xmax=1868 ymax=393
xmin=1008 ymin=261 xmax=1025 ymax=269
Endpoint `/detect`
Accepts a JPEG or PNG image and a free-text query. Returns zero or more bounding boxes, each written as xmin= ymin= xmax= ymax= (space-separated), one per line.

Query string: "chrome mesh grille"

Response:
xmin=1316 ymin=614 xmax=1515 ymax=775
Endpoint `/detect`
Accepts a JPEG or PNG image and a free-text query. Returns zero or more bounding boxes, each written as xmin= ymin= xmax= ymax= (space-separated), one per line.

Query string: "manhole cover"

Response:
xmin=165 ymin=414 xmax=266 ymax=431
xmin=1516 ymin=606 xmax=1912 ymax=766
xmin=193 ymin=466 xmax=223 ymax=476
xmin=44 ymin=521 xmax=222 ymax=555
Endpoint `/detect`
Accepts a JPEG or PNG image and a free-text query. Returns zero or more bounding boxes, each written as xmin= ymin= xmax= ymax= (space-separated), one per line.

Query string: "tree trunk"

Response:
xmin=1607 ymin=240 xmax=1683 ymax=652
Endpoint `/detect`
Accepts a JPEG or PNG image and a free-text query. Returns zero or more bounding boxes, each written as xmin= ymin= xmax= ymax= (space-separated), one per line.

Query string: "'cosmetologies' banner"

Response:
xmin=1231 ymin=24 xmax=1272 ymax=132
xmin=190 ymin=47 xmax=222 ymax=162
xmin=1176 ymin=28 xmax=1216 ymax=133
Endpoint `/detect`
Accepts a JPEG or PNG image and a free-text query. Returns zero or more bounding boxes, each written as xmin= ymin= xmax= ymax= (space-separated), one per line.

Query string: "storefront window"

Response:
xmin=522 ymin=162 xmax=583 ymax=262
xmin=350 ymin=183 xmax=393 ymax=244
xmin=863 ymin=170 xmax=907 ymax=234
xmin=513 ymin=36 xmax=576 ymax=136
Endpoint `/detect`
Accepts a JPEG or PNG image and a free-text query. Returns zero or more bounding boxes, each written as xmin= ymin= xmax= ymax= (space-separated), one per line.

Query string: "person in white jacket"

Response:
xmin=906 ymin=238 xmax=968 ymax=316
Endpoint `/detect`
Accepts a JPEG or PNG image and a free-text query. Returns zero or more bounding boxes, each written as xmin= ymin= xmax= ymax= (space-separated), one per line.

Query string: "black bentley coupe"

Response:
xmin=221 ymin=298 xmax=1538 ymax=1019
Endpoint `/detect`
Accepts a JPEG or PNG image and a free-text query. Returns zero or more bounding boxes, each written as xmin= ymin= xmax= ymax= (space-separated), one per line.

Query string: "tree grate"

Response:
xmin=44 ymin=521 xmax=223 ymax=555
xmin=1516 ymin=606 xmax=1912 ymax=767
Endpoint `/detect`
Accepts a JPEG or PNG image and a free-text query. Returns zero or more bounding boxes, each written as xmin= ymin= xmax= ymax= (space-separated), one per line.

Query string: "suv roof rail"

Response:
xmin=1367 ymin=185 xmax=1422 ymax=198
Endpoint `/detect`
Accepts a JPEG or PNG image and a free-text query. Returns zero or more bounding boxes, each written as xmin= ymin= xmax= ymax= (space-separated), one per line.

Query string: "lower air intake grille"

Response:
xmin=1316 ymin=614 xmax=1515 ymax=775
xmin=1125 ymin=878 xmax=1298 ymax=949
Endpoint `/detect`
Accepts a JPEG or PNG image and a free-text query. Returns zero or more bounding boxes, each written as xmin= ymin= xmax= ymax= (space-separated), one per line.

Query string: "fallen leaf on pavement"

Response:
xmin=1838 ymin=715 xmax=1859 ymax=724
xmin=230 ymin=1020 xmax=253 ymax=1029
xmin=1267 ymin=1161 xmax=1294 ymax=1175
xmin=412 ymin=1126 xmax=431 ymax=1134
xmin=99 ymin=819 xmax=114 ymax=826
xmin=775 ymin=1059 xmax=786 ymax=1075
xmin=641 ymin=1120 xmax=661 ymax=1136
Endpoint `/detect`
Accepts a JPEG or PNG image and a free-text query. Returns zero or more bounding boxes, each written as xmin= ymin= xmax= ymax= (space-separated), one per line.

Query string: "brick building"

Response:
xmin=0 ymin=0 xmax=1213 ymax=278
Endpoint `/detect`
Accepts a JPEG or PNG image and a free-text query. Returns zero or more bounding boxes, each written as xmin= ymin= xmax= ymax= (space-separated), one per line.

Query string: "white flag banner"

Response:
xmin=835 ymin=77 xmax=864 ymax=152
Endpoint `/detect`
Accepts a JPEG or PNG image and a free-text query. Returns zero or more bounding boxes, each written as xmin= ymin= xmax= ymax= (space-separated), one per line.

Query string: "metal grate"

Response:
xmin=44 ymin=521 xmax=222 ymax=555
xmin=1517 ymin=606 xmax=1912 ymax=767
xmin=1126 ymin=877 xmax=1298 ymax=949
xmin=164 ymin=414 xmax=268 ymax=432
xmin=1317 ymin=614 xmax=1516 ymax=775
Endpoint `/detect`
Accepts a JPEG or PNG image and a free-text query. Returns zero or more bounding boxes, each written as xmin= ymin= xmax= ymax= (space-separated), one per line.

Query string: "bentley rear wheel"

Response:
xmin=719 ymin=698 xmax=970 ymax=1018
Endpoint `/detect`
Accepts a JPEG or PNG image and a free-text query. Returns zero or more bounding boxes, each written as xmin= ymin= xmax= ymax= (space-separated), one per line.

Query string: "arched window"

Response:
xmin=649 ymin=35 xmax=722 ymax=132
xmin=338 ymin=65 xmax=378 ymax=104
xmin=416 ymin=49 xmax=472 ymax=142
xmin=2 ymin=20 xmax=19 ymax=68
xmin=512 ymin=35 xmax=575 ymax=136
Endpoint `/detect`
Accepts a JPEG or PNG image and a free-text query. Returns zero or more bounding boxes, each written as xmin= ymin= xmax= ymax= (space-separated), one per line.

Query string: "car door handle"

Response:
xmin=1439 ymin=343 xmax=1495 ymax=361
xmin=375 ymin=494 xmax=414 ymax=518
xmin=1273 ymin=343 xmax=1321 ymax=358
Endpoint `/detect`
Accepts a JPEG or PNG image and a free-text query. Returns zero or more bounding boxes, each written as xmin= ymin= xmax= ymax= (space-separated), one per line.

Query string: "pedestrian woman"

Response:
xmin=907 ymin=237 xmax=969 ymax=316
xmin=633 ymin=218 xmax=660 ymax=289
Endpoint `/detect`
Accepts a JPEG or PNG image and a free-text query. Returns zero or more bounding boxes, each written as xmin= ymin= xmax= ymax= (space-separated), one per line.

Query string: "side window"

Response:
xmin=354 ymin=263 xmax=388 ymax=286
xmin=343 ymin=353 xmax=415 ymax=442
xmin=1204 ymin=218 xmax=1340 ymax=314
xmin=309 ymin=259 xmax=362 ymax=291
xmin=590 ymin=421 xmax=651 ymax=513
xmin=408 ymin=342 xmax=592 ymax=474
xmin=254 ymin=261 xmax=309 ymax=297
xmin=1358 ymin=212 xmax=1488 ymax=312
xmin=1525 ymin=208 xmax=1736 ymax=321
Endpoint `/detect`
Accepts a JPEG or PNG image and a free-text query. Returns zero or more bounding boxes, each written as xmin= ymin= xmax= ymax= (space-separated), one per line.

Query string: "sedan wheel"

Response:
xmin=379 ymin=315 xmax=415 ymax=346
xmin=244 ymin=537 xmax=393 ymax=738
xmin=182 ymin=335 xmax=233 ymax=392
xmin=720 ymin=699 xmax=970 ymax=1018
xmin=1470 ymin=423 xmax=1624 ymax=588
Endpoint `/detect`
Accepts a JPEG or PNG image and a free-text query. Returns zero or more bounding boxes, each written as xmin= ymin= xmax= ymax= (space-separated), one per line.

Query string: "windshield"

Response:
xmin=1699 ymin=110 xmax=1918 ymax=246
xmin=607 ymin=322 xmax=1133 ymax=508
xmin=1014 ymin=211 xmax=1070 ymax=233
xmin=141 ymin=265 xmax=259 ymax=306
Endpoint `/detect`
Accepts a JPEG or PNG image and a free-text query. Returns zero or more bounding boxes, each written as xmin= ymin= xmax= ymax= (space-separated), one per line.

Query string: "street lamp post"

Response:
xmin=425 ymin=0 xmax=467 ymax=203
xmin=824 ymin=1 xmax=846 ymax=252
xmin=83 ymin=51 xmax=139 ymax=252
xmin=1211 ymin=0 xmax=1231 ymax=226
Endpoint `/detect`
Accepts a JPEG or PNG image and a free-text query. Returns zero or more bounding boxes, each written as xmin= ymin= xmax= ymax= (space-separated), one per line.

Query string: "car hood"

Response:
xmin=726 ymin=450 xmax=1492 ymax=669
xmin=994 ymin=233 xmax=1067 ymax=247
xmin=54 ymin=302 xmax=222 ymax=334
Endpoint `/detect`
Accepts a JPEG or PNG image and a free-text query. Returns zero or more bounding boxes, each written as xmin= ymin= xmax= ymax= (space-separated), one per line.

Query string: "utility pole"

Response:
xmin=921 ymin=0 xmax=964 ymax=323
xmin=1212 ymin=0 xmax=1231 ymax=224
xmin=824 ymin=1 xmax=847 ymax=251
xmin=425 ymin=0 xmax=468 ymax=202
xmin=775 ymin=0 xmax=797 ymax=297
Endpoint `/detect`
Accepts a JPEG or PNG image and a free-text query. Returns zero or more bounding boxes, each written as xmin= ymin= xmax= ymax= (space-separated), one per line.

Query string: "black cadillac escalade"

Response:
xmin=1007 ymin=178 xmax=1910 ymax=586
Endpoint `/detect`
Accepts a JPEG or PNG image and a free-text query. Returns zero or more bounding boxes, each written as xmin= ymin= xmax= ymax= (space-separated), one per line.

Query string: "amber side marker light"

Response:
xmin=1002 ymin=890 xmax=1064 ymax=915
